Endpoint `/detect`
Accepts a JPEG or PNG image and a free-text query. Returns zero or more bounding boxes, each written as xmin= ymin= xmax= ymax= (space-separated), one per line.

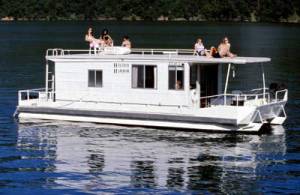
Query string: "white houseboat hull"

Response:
xmin=16 ymin=99 xmax=287 ymax=133
xmin=17 ymin=112 xmax=263 ymax=132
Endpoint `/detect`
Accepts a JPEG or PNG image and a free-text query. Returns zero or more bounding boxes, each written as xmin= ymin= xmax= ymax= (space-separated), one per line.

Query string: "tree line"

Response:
xmin=0 ymin=0 xmax=299 ymax=22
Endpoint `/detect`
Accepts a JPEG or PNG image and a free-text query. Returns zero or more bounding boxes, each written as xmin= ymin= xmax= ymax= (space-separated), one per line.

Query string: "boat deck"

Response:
xmin=18 ymin=100 xmax=256 ymax=125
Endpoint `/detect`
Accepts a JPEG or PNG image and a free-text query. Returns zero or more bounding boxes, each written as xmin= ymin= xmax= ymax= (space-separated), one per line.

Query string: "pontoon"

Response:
xmin=15 ymin=47 xmax=288 ymax=132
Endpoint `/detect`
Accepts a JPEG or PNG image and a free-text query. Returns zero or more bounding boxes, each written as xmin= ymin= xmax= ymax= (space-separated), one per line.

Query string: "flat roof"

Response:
xmin=47 ymin=54 xmax=270 ymax=64
xmin=45 ymin=48 xmax=271 ymax=64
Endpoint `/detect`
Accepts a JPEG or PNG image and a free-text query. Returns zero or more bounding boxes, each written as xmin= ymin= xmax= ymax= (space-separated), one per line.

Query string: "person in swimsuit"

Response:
xmin=100 ymin=28 xmax=113 ymax=47
xmin=85 ymin=27 xmax=99 ymax=48
xmin=121 ymin=35 xmax=131 ymax=48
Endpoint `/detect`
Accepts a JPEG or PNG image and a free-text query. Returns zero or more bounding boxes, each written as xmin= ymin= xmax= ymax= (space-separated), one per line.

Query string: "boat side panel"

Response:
xmin=18 ymin=112 xmax=262 ymax=132
xmin=17 ymin=106 xmax=237 ymax=125
xmin=54 ymin=61 xmax=190 ymax=106
xmin=257 ymin=101 xmax=287 ymax=120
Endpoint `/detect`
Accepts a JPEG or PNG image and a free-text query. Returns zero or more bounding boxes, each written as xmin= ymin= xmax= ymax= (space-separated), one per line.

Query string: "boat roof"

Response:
xmin=46 ymin=48 xmax=271 ymax=64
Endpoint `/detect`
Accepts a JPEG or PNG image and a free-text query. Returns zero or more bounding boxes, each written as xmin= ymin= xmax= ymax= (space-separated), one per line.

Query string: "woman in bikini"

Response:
xmin=85 ymin=27 xmax=100 ymax=49
xmin=100 ymin=28 xmax=113 ymax=47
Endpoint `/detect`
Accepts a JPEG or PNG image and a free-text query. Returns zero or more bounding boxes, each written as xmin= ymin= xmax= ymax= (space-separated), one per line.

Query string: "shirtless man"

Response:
xmin=218 ymin=37 xmax=236 ymax=57
xmin=211 ymin=37 xmax=236 ymax=58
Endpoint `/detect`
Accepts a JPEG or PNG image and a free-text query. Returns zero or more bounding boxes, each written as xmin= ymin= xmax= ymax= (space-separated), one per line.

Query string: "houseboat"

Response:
xmin=15 ymin=47 xmax=288 ymax=132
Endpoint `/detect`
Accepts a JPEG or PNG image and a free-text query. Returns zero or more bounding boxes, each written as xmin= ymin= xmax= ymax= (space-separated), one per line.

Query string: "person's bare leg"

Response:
xmin=205 ymin=50 xmax=212 ymax=58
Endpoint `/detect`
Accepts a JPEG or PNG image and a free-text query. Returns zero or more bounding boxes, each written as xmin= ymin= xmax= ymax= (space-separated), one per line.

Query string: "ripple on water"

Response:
xmin=0 ymin=121 xmax=298 ymax=194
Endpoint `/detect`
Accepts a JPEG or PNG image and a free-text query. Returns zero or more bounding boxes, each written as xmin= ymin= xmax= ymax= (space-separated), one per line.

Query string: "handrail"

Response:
xmin=199 ymin=91 xmax=273 ymax=107
xmin=275 ymin=89 xmax=288 ymax=101
xmin=46 ymin=48 xmax=195 ymax=57
xmin=18 ymin=88 xmax=55 ymax=104
xmin=18 ymin=88 xmax=45 ymax=93
xmin=18 ymin=88 xmax=287 ymax=108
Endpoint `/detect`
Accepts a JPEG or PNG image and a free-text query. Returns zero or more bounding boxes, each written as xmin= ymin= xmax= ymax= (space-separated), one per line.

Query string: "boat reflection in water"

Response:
xmin=16 ymin=122 xmax=286 ymax=193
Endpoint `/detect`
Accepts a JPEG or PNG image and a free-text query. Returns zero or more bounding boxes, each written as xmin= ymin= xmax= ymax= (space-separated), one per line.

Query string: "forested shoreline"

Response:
xmin=0 ymin=0 xmax=299 ymax=23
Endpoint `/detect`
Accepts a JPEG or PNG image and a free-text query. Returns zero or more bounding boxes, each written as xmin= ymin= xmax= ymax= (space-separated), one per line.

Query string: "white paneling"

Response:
xmin=55 ymin=61 xmax=189 ymax=106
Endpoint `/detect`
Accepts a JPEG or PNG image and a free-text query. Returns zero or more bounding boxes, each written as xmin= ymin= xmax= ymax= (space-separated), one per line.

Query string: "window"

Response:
xmin=88 ymin=70 xmax=103 ymax=87
xmin=132 ymin=65 xmax=157 ymax=89
xmin=169 ymin=65 xmax=184 ymax=90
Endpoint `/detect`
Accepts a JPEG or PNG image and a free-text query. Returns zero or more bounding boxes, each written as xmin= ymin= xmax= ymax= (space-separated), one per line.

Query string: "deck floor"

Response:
xmin=18 ymin=100 xmax=256 ymax=125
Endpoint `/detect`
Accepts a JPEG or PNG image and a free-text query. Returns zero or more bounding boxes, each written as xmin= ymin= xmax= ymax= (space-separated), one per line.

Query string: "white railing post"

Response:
xmin=284 ymin=89 xmax=288 ymax=101
xmin=18 ymin=91 xmax=21 ymax=104
xmin=45 ymin=62 xmax=49 ymax=101
xmin=224 ymin=63 xmax=231 ymax=105
xmin=261 ymin=63 xmax=266 ymax=103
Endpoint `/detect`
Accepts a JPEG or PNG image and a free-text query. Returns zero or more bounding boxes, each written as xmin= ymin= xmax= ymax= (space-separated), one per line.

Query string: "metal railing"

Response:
xmin=200 ymin=93 xmax=270 ymax=108
xmin=18 ymin=88 xmax=55 ymax=105
xmin=275 ymin=89 xmax=288 ymax=102
xmin=130 ymin=48 xmax=194 ymax=55
xmin=46 ymin=48 xmax=195 ymax=57
xmin=18 ymin=88 xmax=288 ymax=109
xmin=200 ymin=89 xmax=288 ymax=108
xmin=199 ymin=89 xmax=288 ymax=108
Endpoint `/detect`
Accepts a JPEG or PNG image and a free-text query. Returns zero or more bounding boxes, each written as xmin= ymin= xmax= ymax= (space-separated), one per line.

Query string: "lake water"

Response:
xmin=0 ymin=21 xmax=300 ymax=194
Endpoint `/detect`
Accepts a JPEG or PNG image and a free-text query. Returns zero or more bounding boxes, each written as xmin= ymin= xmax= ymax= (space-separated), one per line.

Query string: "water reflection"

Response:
xmin=12 ymin=122 xmax=287 ymax=193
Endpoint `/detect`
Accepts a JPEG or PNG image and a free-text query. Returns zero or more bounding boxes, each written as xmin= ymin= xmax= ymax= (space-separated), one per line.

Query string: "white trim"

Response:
xmin=18 ymin=113 xmax=262 ymax=132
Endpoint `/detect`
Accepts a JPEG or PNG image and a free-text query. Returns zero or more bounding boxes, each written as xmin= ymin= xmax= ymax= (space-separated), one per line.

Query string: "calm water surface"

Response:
xmin=0 ymin=21 xmax=300 ymax=194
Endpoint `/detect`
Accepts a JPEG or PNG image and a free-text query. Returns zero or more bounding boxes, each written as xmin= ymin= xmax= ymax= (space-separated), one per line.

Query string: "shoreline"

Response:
xmin=1 ymin=16 xmax=299 ymax=24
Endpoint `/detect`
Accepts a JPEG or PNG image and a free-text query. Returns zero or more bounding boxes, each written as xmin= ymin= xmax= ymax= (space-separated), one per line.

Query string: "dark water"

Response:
xmin=0 ymin=21 xmax=300 ymax=194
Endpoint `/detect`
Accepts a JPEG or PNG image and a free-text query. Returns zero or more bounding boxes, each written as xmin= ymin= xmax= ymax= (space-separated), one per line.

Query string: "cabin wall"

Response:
xmin=55 ymin=61 xmax=190 ymax=106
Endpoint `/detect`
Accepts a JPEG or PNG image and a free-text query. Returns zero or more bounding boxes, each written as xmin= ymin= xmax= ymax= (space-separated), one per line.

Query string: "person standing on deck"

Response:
xmin=85 ymin=27 xmax=99 ymax=49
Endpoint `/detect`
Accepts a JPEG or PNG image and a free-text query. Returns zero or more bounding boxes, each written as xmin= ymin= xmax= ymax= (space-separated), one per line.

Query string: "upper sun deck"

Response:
xmin=45 ymin=48 xmax=271 ymax=64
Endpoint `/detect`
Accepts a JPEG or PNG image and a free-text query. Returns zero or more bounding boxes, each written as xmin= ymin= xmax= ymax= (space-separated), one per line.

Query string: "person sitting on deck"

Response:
xmin=121 ymin=35 xmax=132 ymax=48
xmin=211 ymin=37 xmax=237 ymax=58
xmin=85 ymin=27 xmax=100 ymax=53
xmin=194 ymin=38 xmax=210 ymax=57
xmin=100 ymin=28 xmax=113 ymax=47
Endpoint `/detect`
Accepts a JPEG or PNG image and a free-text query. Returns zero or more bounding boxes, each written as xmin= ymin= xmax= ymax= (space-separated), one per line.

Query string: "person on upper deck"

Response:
xmin=100 ymin=28 xmax=113 ymax=47
xmin=85 ymin=27 xmax=99 ymax=48
xmin=211 ymin=37 xmax=237 ymax=58
xmin=122 ymin=35 xmax=131 ymax=48
xmin=194 ymin=38 xmax=211 ymax=57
